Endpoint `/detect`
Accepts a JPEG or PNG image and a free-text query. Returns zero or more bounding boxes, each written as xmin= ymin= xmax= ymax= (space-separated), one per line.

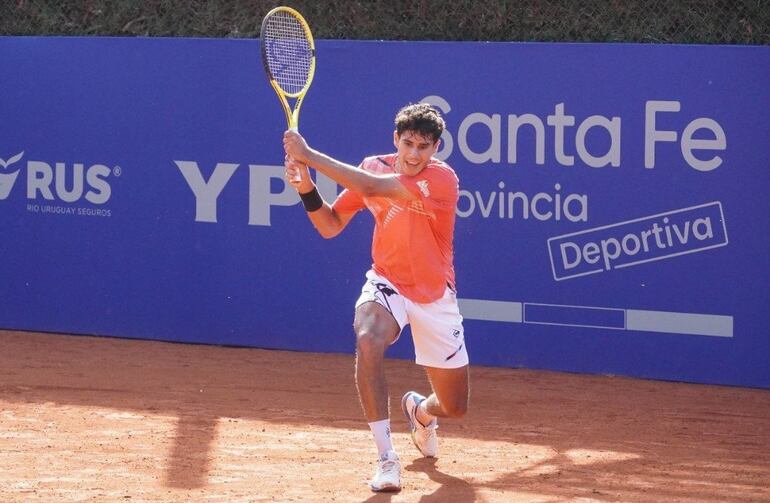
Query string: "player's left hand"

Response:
xmin=283 ymin=130 xmax=311 ymax=164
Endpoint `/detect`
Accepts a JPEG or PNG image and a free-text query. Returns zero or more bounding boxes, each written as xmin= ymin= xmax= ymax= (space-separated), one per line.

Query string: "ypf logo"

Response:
xmin=0 ymin=151 xmax=24 ymax=200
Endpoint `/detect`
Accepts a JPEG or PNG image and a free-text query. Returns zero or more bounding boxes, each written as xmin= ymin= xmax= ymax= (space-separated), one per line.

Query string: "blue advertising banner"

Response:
xmin=0 ymin=37 xmax=768 ymax=388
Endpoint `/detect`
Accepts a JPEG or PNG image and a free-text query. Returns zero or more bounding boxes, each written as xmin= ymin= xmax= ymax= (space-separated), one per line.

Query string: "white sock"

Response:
xmin=368 ymin=419 xmax=394 ymax=457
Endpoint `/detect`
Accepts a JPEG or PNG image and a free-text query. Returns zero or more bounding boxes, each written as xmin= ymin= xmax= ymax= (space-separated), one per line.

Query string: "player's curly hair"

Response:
xmin=394 ymin=103 xmax=445 ymax=143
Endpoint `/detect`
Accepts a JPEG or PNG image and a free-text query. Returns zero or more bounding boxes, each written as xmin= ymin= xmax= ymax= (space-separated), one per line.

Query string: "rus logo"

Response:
xmin=0 ymin=151 xmax=117 ymax=204
xmin=0 ymin=151 xmax=24 ymax=200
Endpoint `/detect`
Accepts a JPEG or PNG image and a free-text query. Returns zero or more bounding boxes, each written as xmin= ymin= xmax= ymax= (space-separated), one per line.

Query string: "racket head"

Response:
xmin=260 ymin=7 xmax=316 ymax=99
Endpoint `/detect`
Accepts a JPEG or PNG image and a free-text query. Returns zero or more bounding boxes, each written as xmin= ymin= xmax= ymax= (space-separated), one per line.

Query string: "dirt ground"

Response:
xmin=0 ymin=330 xmax=768 ymax=502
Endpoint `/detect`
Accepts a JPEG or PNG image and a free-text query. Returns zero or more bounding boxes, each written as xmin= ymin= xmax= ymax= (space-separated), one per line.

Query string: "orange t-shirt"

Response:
xmin=333 ymin=154 xmax=458 ymax=303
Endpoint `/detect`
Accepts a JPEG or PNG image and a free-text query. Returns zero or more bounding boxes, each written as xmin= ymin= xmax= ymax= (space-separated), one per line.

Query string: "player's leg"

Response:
xmin=401 ymin=365 xmax=469 ymax=458
xmin=401 ymin=286 xmax=468 ymax=457
xmin=421 ymin=364 xmax=470 ymax=419
xmin=353 ymin=301 xmax=400 ymax=423
xmin=353 ymin=271 xmax=409 ymax=492
xmin=354 ymin=301 xmax=401 ymax=492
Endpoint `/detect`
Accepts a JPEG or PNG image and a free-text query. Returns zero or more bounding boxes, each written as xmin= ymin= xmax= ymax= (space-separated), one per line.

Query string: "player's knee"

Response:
xmin=441 ymin=397 xmax=468 ymax=418
xmin=355 ymin=329 xmax=388 ymax=358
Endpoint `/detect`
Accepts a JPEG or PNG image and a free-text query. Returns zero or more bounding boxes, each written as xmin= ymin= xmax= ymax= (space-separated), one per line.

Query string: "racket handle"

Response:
xmin=286 ymin=126 xmax=301 ymax=182
xmin=286 ymin=150 xmax=303 ymax=184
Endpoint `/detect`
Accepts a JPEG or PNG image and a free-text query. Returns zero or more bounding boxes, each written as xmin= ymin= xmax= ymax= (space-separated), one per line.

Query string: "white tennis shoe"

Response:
xmin=369 ymin=450 xmax=401 ymax=492
xmin=402 ymin=391 xmax=438 ymax=457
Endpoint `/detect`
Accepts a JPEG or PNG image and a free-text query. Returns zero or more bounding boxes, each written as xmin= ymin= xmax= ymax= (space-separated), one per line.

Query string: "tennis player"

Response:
xmin=282 ymin=103 xmax=469 ymax=492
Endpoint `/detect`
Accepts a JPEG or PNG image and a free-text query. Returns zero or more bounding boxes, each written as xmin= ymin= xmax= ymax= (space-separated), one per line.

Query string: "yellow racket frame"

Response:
xmin=261 ymin=6 xmax=316 ymax=130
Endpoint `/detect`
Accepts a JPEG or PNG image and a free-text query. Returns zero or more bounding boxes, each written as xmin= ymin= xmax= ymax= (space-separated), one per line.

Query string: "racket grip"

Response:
xmin=286 ymin=127 xmax=301 ymax=182
xmin=286 ymin=151 xmax=303 ymax=184
xmin=287 ymin=125 xmax=299 ymax=180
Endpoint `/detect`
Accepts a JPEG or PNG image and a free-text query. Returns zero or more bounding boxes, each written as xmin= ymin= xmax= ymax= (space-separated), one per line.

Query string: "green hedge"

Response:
xmin=2 ymin=0 xmax=768 ymax=44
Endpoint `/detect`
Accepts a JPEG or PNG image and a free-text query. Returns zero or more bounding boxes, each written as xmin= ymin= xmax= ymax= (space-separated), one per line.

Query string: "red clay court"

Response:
xmin=1 ymin=329 xmax=768 ymax=502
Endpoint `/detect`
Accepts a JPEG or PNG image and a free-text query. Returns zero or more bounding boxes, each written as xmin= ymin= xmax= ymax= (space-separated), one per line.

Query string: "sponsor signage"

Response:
xmin=1 ymin=37 xmax=767 ymax=387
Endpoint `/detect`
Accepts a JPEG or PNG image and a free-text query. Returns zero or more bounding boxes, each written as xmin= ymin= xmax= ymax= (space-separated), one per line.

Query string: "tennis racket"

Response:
xmin=260 ymin=6 xmax=316 ymax=134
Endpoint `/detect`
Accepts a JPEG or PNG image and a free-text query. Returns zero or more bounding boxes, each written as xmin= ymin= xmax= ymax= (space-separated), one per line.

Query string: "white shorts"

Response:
xmin=355 ymin=270 xmax=468 ymax=369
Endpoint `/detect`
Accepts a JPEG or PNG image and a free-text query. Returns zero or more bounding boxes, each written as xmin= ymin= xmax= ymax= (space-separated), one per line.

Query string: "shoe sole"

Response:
xmin=370 ymin=483 xmax=401 ymax=492
xmin=401 ymin=392 xmax=420 ymax=433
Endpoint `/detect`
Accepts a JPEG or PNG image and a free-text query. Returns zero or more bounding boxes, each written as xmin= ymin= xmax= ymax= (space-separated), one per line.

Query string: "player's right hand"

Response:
xmin=284 ymin=155 xmax=313 ymax=192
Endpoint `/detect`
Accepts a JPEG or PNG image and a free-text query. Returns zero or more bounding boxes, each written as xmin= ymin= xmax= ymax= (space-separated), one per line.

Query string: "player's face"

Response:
xmin=393 ymin=130 xmax=439 ymax=176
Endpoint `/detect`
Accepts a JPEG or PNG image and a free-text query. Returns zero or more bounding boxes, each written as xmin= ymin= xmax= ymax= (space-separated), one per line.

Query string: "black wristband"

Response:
xmin=299 ymin=186 xmax=324 ymax=212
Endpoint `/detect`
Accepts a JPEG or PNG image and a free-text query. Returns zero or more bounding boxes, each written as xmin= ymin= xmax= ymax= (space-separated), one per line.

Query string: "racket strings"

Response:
xmin=262 ymin=11 xmax=313 ymax=95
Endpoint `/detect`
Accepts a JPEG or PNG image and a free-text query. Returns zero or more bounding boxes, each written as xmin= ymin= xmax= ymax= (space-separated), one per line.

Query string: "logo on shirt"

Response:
xmin=417 ymin=180 xmax=430 ymax=197
xmin=382 ymin=204 xmax=404 ymax=227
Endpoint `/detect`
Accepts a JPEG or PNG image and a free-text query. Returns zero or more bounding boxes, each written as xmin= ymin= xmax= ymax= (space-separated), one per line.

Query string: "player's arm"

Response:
xmin=285 ymin=157 xmax=356 ymax=239
xmin=283 ymin=130 xmax=417 ymax=202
